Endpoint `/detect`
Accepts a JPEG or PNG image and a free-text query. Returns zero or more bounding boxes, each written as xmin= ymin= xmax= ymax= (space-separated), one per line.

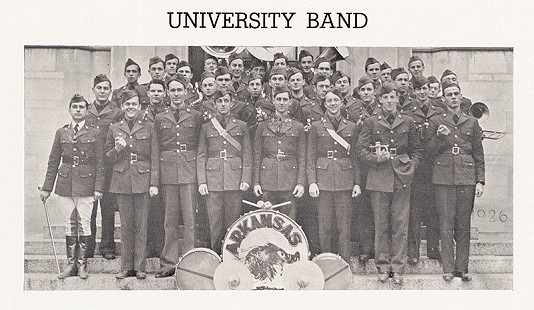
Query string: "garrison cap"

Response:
xmin=165 ymin=53 xmax=179 ymax=63
xmin=408 ymin=55 xmax=424 ymax=65
xmin=427 ymin=76 xmax=440 ymax=85
xmin=326 ymin=88 xmax=343 ymax=99
xmin=200 ymin=71 xmax=216 ymax=82
xmin=412 ymin=76 xmax=429 ymax=90
xmin=213 ymin=89 xmax=229 ymax=101
xmin=176 ymin=60 xmax=191 ymax=70
xmin=250 ymin=57 xmax=266 ymax=69
xmin=298 ymin=49 xmax=313 ymax=61
xmin=391 ymin=68 xmax=409 ymax=81
xmin=269 ymin=66 xmax=287 ymax=78
xmin=228 ymin=52 xmax=244 ymax=65
xmin=70 ymin=94 xmax=87 ymax=105
xmin=441 ymin=69 xmax=456 ymax=81
xmin=441 ymin=80 xmax=461 ymax=92
xmin=287 ymin=67 xmax=303 ymax=79
xmin=149 ymin=56 xmax=165 ymax=68
xmin=124 ymin=58 xmax=140 ymax=72
xmin=312 ymin=73 xmax=331 ymax=85
xmin=331 ymin=70 xmax=350 ymax=84
xmin=273 ymin=85 xmax=290 ymax=98
xmin=378 ymin=82 xmax=397 ymax=96
xmin=215 ymin=66 xmax=230 ymax=77
xmin=93 ymin=74 xmax=111 ymax=88
xmin=365 ymin=57 xmax=380 ymax=70
xmin=248 ymin=72 xmax=263 ymax=83
xmin=166 ymin=74 xmax=188 ymax=88
xmin=314 ymin=57 xmax=330 ymax=68
xmin=358 ymin=76 xmax=374 ymax=89
xmin=273 ymin=52 xmax=288 ymax=64
xmin=120 ymin=89 xmax=139 ymax=104
xmin=380 ymin=62 xmax=392 ymax=71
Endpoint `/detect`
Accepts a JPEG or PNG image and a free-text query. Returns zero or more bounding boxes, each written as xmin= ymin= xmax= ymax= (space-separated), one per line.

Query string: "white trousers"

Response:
xmin=57 ymin=196 xmax=94 ymax=236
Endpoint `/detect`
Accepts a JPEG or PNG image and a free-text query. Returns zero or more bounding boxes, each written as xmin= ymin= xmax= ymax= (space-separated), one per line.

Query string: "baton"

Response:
xmin=38 ymin=186 xmax=61 ymax=275
xmin=242 ymin=200 xmax=291 ymax=209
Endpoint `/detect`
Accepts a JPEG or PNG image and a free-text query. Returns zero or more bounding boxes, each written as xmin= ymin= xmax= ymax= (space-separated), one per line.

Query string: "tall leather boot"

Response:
xmin=58 ymin=236 xmax=78 ymax=279
xmin=77 ymin=236 xmax=90 ymax=279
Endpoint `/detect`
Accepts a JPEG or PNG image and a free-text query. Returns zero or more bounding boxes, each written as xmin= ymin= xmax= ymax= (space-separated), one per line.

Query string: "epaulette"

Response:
xmin=63 ymin=124 xmax=69 ymax=128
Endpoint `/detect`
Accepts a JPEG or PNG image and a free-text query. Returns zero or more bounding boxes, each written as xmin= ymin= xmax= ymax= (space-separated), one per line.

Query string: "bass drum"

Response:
xmin=175 ymin=248 xmax=221 ymax=290
xmin=311 ymin=253 xmax=352 ymax=290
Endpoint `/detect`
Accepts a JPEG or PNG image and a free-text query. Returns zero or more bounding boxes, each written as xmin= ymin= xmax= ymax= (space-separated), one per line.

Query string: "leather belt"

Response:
xmin=319 ymin=151 xmax=350 ymax=159
xmin=451 ymin=146 xmax=469 ymax=155
xmin=62 ymin=156 xmax=94 ymax=166
xmin=129 ymin=153 xmax=148 ymax=163
xmin=163 ymin=143 xmax=194 ymax=152
xmin=209 ymin=150 xmax=238 ymax=160
xmin=267 ymin=150 xmax=295 ymax=161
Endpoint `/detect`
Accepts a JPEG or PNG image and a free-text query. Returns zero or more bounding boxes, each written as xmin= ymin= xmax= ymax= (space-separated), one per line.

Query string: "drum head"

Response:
xmin=222 ymin=210 xmax=310 ymax=290
xmin=312 ymin=253 xmax=352 ymax=290
xmin=213 ymin=260 xmax=254 ymax=290
xmin=282 ymin=260 xmax=324 ymax=290
xmin=175 ymin=248 xmax=221 ymax=290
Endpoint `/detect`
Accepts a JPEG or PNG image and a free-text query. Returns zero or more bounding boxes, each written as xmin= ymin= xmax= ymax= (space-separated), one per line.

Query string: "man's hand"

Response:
xmin=94 ymin=191 xmax=103 ymax=200
xmin=40 ymin=190 xmax=50 ymax=203
xmin=114 ymin=136 xmax=127 ymax=152
xmin=351 ymin=185 xmax=362 ymax=198
xmin=253 ymin=185 xmax=263 ymax=197
xmin=149 ymin=186 xmax=158 ymax=197
xmin=309 ymin=183 xmax=320 ymax=198
xmin=377 ymin=149 xmax=391 ymax=163
xmin=198 ymin=183 xmax=209 ymax=196
xmin=240 ymin=182 xmax=250 ymax=191
xmin=293 ymin=184 xmax=305 ymax=198
xmin=437 ymin=124 xmax=450 ymax=137
xmin=476 ymin=183 xmax=484 ymax=198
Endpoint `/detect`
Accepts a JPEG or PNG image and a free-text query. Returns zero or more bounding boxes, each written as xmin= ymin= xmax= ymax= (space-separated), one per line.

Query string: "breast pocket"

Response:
xmin=134 ymin=132 xmax=149 ymax=153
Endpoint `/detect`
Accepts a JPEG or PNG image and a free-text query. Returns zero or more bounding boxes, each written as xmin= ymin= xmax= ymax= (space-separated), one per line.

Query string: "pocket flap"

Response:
xmin=206 ymin=159 xmax=220 ymax=171
xmin=316 ymin=157 xmax=329 ymax=170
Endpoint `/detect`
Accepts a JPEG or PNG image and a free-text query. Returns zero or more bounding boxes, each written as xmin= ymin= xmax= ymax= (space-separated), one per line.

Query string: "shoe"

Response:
xmin=377 ymin=272 xmax=389 ymax=283
xmin=407 ymin=257 xmax=419 ymax=265
xmin=77 ymin=236 xmax=90 ymax=279
xmin=116 ymin=270 xmax=135 ymax=279
xmin=358 ymin=254 xmax=369 ymax=264
xmin=392 ymin=273 xmax=403 ymax=285
xmin=58 ymin=236 xmax=78 ymax=279
xmin=155 ymin=269 xmax=175 ymax=278
xmin=104 ymin=253 xmax=116 ymax=260
xmin=460 ymin=272 xmax=472 ymax=282
xmin=443 ymin=273 xmax=454 ymax=282
xmin=136 ymin=272 xmax=146 ymax=280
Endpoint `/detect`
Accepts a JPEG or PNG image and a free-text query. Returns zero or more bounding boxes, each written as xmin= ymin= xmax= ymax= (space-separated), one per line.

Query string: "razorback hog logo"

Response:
xmin=244 ymin=242 xmax=300 ymax=281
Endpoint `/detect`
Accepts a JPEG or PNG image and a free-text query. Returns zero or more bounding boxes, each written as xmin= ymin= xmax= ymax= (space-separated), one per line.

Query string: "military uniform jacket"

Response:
xmin=42 ymin=123 xmax=105 ymax=197
xmin=357 ymin=110 xmax=422 ymax=193
xmin=85 ymin=101 xmax=124 ymax=168
xmin=197 ymin=115 xmax=252 ymax=191
xmin=253 ymin=117 xmax=306 ymax=191
xmin=155 ymin=107 xmax=203 ymax=185
xmin=427 ymin=111 xmax=485 ymax=185
xmin=307 ymin=117 xmax=360 ymax=191
xmin=106 ymin=118 xmax=159 ymax=194
xmin=229 ymin=78 xmax=249 ymax=102
xmin=301 ymin=97 xmax=326 ymax=127
xmin=140 ymin=104 xmax=167 ymax=123
xmin=344 ymin=99 xmax=381 ymax=132
xmin=111 ymin=83 xmax=150 ymax=109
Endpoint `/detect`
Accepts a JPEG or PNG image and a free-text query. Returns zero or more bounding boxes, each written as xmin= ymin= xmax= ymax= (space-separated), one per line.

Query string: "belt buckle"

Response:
xmin=220 ymin=150 xmax=227 ymax=160
xmin=327 ymin=151 xmax=334 ymax=159
xmin=180 ymin=144 xmax=187 ymax=152
xmin=389 ymin=148 xmax=397 ymax=156
xmin=72 ymin=155 xmax=79 ymax=166
xmin=452 ymin=146 xmax=460 ymax=155
xmin=130 ymin=153 xmax=138 ymax=163
xmin=276 ymin=150 xmax=285 ymax=160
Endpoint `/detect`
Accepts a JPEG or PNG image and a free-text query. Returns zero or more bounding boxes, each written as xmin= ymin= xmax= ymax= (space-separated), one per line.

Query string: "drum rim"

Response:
xmin=175 ymin=247 xmax=222 ymax=290
xmin=221 ymin=209 xmax=310 ymax=261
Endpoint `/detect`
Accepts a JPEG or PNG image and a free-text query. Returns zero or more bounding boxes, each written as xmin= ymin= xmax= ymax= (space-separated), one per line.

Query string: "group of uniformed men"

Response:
xmin=40 ymin=49 xmax=485 ymax=285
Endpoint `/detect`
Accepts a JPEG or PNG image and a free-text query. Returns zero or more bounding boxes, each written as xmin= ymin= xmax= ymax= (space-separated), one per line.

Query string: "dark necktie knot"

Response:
xmin=387 ymin=114 xmax=395 ymax=125
xmin=421 ymin=104 xmax=429 ymax=115
xmin=453 ymin=114 xmax=460 ymax=124
xmin=73 ymin=124 xmax=79 ymax=134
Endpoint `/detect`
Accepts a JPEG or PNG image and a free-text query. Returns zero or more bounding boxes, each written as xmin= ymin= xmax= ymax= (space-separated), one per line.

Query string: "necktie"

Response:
xmin=127 ymin=120 xmax=134 ymax=130
xmin=387 ymin=114 xmax=395 ymax=125
xmin=421 ymin=104 xmax=429 ymax=115
xmin=73 ymin=124 xmax=79 ymax=135
xmin=233 ymin=81 xmax=240 ymax=91
xmin=174 ymin=110 xmax=180 ymax=123
xmin=453 ymin=114 xmax=460 ymax=124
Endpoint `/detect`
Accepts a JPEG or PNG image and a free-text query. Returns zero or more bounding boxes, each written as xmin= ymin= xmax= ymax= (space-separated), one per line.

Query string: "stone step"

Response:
xmin=25 ymin=236 xmax=513 ymax=256
xmin=25 ymin=255 xmax=512 ymax=275
xmin=23 ymin=273 xmax=512 ymax=290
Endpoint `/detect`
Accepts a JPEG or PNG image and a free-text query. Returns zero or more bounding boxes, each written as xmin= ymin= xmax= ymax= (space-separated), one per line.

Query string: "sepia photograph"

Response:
xmin=23 ymin=45 xmax=513 ymax=290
